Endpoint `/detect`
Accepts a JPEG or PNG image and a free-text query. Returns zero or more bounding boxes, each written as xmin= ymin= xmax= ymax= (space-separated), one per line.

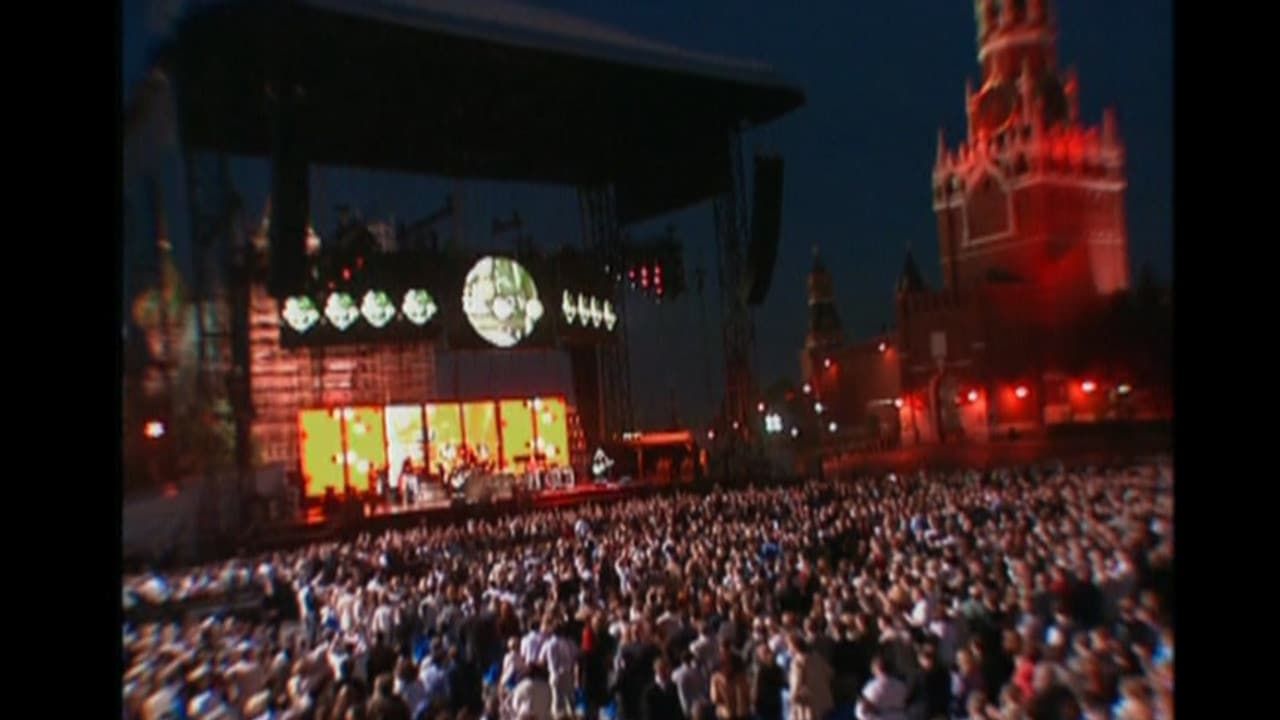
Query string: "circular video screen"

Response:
xmin=461 ymin=256 xmax=544 ymax=347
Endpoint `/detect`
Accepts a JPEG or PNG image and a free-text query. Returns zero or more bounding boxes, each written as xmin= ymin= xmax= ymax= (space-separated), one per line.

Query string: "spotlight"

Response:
xmin=790 ymin=427 xmax=800 ymax=438
xmin=814 ymin=402 xmax=825 ymax=414
xmin=1117 ymin=383 xmax=1132 ymax=395
xmin=143 ymin=421 xmax=165 ymax=440
xmin=802 ymin=383 xmax=812 ymax=395
xmin=823 ymin=357 xmax=832 ymax=369
xmin=894 ymin=398 xmax=904 ymax=409
xmin=1081 ymin=380 xmax=1097 ymax=394
xmin=707 ymin=429 xmax=716 ymax=440
xmin=967 ymin=390 xmax=979 ymax=403
xmin=878 ymin=342 xmax=887 ymax=353
xmin=757 ymin=402 xmax=766 ymax=413
xmin=828 ymin=421 xmax=838 ymax=433
xmin=1014 ymin=385 xmax=1029 ymax=399
xmin=732 ymin=421 xmax=740 ymax=430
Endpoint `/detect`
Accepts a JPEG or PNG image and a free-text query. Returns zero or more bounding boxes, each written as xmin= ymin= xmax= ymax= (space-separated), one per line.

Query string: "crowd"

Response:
xmin=122 ymin=462 xmax=1173 ymax=720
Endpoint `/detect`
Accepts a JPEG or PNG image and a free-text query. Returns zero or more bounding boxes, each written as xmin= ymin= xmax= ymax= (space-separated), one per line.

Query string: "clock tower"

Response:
xmin=932 ymin=0 xmax=1129 ymax=312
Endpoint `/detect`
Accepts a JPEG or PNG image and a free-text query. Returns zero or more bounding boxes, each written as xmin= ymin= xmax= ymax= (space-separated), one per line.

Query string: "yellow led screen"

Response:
xmin=463 ymin=401 xmax=500 ymax=466
xmin=426 ymin=402 xmax=463 ymax=474
xmin=498 ymin=399 xmax=535 ymax=472
xmin=344 ymin=406 xmax=387 ymax=493
xmin=536 ymin=397 xmax=570 ymax=468
xmin=299 ymin=409 xmax=344 ymax=497
xmin=384 ymin=405 xmax=425 ymax=488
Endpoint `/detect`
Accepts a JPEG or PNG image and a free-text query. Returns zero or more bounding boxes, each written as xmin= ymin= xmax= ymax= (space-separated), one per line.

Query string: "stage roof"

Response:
xmin=161 ymin=0 xmax=806 ymax=224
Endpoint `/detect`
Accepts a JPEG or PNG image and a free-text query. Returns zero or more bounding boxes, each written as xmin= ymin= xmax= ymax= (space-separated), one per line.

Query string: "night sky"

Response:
xmin=122 ymin=0 xmax=1172 ymax=431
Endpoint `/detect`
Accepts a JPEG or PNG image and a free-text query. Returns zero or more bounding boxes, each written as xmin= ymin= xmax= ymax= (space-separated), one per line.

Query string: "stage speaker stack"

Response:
xmin=746 ymin=153 xmax=785 ymax=306
xmin=268 ymin=86 xmax=309 ymax=299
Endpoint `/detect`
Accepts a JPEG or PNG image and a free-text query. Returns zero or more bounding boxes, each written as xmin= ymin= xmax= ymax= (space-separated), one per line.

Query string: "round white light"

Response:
xmin=462 ymin=256 xmax=542 ymax=347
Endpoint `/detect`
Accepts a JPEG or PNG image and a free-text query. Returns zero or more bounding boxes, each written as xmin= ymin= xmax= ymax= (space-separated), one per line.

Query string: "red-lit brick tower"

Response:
xmin=932 ymin=0 xmax=1128 ymax=313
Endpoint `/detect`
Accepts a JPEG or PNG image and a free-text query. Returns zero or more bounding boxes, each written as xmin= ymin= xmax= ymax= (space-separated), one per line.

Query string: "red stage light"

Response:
xmin=1081 ymin=380 xmax=1097 ymax=394
xmin=1014 ymin=385 xmax=1029 ymax=399
xmin=967 ymin=389 xmax=980 ymax=403
xmin=143 ymin=420 xmax=165 ymax=439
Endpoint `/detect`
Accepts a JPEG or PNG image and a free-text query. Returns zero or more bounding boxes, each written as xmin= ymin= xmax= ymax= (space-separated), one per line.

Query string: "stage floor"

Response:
xmin=300 ymin=481 xmax=645 ymax=527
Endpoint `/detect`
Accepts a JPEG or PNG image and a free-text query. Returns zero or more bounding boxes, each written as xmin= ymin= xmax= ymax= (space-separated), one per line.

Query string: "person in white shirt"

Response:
xmin=394 ymin=658 xmax=429 ymax=720
xmin=521 ymin=624 xmax=547 ymax=668
xmin=537 ymin=623 xmax=578 ymax=719
xmin=501 ymin=636 xmax=528 ymax=702
xmin=856 ymin=655 xmax=908 ymax=720
xmin=511 ymin=663 xmax=554 ymax=720
xmin=672 ymin=650 xmax=709 ymax=718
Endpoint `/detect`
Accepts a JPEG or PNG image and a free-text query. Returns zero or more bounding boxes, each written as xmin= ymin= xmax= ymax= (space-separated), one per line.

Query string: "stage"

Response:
xmin=295 ymin=478 xmax=662 ymax=531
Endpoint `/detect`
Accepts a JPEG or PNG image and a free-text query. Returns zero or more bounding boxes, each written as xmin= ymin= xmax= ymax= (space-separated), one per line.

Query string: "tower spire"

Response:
xmin=999 ymin=0 xmax=1017 ymax=29
xmin=1029 ymin=0 xmax=1047 ymax=23
xmin=1065 ymin=66 xmax=1080 ymax=124
xmin=965 ymin=79 xmax=975 ymax=141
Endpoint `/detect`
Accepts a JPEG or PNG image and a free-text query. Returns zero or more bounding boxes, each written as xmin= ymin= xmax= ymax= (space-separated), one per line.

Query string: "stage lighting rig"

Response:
xmin=622 ymin=227 xmax=686 ymax=302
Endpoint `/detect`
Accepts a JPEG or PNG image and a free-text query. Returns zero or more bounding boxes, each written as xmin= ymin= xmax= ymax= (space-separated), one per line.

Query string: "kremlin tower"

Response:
xmin=931 ymin=0 xmax=1129 ymax=307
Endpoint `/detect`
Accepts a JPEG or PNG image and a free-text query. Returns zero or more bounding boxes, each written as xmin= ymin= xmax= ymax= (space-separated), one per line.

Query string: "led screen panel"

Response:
xmin=426 ymin=402 xmax=463 ymax=474
xmin=498 ymin=399 xmax=535 ymax=472
xmin=536 ymin=397 xmax=570 ymax=468
xmin=344 ymin=406 xmax=387 ymax=493
xmin=461 ymin=256 xmax=545 ymax=348
xmin=299 ymin=409 xmax=345 ymax=497
xmin=462 ymin=401 xmax=501 ymax=466
xmin=384 ymin=404 xmax=425 ymax=489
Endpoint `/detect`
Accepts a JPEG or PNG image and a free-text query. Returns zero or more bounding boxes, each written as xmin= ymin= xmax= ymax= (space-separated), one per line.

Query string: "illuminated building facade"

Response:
xmin=801 ymin=0 xmax=1170 ymax=449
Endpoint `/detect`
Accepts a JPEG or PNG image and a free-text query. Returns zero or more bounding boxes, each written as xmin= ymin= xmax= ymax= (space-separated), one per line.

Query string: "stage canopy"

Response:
xmin=159 ymin=0 xmax=806 ymax=224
